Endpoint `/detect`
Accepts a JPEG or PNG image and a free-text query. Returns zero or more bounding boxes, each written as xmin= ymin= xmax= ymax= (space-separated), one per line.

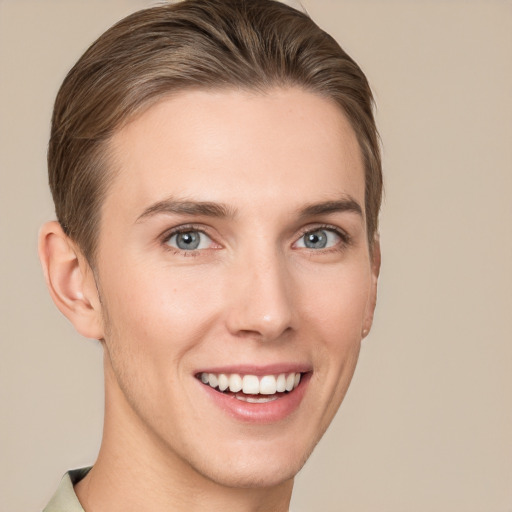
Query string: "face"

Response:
xmin=93 ymin=88 xmax=378 ymax=488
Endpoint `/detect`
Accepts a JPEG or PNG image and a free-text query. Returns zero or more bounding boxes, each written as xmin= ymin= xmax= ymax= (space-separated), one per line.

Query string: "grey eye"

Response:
xmin=303 ymin=230 xmax=328 ymax=249
xmin=167 ymin=231 xmax=212 ymax=250
xmin=295 ymin=229 xmax=341 ymax=249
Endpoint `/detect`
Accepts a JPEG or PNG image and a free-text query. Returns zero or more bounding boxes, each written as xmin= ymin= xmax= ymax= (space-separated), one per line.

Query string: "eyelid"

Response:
xmin=160 ymin=223 xmax=220 ymax=252
xmin=158 ymin=222 xmax=351 ymax=254
xmin=293 ymin=224 xmax=352 ymax=249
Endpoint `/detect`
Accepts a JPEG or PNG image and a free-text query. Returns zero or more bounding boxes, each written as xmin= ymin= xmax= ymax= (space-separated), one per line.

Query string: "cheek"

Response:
xmin=99 ymin=262 xmax=225 ymax=366
xmin=301 ymin=264 xmax=371 ymax=336
xmin=298 ymin=264 xmax=370 ymax=387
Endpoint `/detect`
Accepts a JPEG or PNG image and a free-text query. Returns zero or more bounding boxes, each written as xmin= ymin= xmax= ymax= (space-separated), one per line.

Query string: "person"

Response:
xmin=38 ymin=0 xmax=382 ymax=510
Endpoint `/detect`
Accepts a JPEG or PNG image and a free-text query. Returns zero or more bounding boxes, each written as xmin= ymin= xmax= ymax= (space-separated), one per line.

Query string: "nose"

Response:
xmin=225 ymin=249 xmax=295 ymax=342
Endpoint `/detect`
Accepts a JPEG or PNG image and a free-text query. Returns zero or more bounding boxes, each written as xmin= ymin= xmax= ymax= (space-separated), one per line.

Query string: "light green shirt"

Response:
xmin=43 ymin=467 xmax=91 ymax=512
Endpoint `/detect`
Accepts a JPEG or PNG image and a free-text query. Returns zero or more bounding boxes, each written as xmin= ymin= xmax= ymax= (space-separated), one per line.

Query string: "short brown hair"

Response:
xmin=48 ymin=0 xmax=382 ymax=263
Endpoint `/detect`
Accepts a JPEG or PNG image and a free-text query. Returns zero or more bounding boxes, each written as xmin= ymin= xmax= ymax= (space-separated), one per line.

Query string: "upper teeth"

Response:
xmin=200 ymin=372 xmax=302 ymax=395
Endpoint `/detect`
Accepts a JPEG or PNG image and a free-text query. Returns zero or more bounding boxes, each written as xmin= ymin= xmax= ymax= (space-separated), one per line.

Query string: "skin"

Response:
xmin=39 ymin=87 xmax=380 ymax=512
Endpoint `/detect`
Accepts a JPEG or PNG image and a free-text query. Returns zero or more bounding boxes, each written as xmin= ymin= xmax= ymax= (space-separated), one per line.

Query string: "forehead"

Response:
xmin=105 ymin=87 xmax=365 ymax=220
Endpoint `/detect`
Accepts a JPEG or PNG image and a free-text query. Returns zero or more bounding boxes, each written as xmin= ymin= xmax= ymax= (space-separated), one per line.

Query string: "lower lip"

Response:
xmin=198 ymin=373 xmax=311 ymax=424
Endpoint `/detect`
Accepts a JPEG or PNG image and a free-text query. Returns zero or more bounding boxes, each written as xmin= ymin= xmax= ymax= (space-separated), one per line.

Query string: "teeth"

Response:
xmin=260 ymin=375 xmax=277 ymax=395
xmin=276 ymin=373 xmax=286 ymax=392
xmin=243 ymin=375 xmax=260 ymax=394
xmin=285 ymin=373 xmax=295 ymax=392
xmin=199 ymin=371 xmax=303 ymax=396
xmin=236 ymin=395 xmax=279 ymax=403
xmin=218 ymin=373 xmax=229 ymax=391
xmin=208 ymin=373 xmax=218 ymax=388
xmin=229 ymin=374 xmax=243 ymax=393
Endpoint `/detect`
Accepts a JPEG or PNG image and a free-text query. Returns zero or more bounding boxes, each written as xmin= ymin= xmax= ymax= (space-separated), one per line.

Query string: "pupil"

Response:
xmin=305 ymin=230 xmax=327 ymax=249
xmin=177 ymin=232 xmax=200 ymax=250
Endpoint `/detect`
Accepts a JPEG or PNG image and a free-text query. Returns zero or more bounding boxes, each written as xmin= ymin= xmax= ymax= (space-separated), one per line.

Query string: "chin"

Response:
xmin=197 ymin=458 xmax=302 ymax=489
xmin=183 ymin=434 xmax=319 ymax=490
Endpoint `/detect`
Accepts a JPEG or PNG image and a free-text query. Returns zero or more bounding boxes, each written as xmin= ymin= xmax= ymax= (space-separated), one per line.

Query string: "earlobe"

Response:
xmin=362 ymin=235 xmax=381 ymax=339
xmin=38 ymin=221 xmax=104 ymax=340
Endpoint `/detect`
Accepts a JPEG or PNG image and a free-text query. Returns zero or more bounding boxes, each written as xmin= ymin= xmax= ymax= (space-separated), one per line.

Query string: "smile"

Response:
xmin=198 ymin=372 xmax=303 ymax=402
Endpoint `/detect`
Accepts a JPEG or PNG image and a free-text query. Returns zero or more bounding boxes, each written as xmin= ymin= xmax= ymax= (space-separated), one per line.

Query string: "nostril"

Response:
xmin=235 ymin=325 xmax=293 ymax=342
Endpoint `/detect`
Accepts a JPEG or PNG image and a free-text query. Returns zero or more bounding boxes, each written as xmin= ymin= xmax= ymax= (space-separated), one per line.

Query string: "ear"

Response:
xmin=38 ymin=221 xmax=104 ymax=340
xmin=362 ymin=234 xmax=381 ymax=339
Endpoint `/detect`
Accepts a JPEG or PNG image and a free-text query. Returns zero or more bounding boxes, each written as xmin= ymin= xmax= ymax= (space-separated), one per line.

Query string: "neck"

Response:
xmin=75 ymin=355 xmax=294 ymax=512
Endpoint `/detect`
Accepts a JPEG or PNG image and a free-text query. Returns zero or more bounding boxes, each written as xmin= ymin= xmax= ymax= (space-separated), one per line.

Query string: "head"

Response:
xmin=40 ymin=0 xmax=382 ymax=494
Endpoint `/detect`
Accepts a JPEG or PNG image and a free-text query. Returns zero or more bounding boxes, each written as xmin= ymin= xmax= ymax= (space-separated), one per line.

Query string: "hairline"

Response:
xmin=86 ymin=84 xmax=374 ymax=267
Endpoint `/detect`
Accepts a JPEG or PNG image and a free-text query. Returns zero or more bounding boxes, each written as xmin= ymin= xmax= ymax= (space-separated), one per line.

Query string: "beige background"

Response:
xmin=1 ymin=0 xmax=511 ymax=511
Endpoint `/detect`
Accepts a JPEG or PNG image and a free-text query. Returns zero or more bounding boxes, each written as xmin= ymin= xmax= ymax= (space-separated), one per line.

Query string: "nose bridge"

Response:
xmin=225 ymin=242 xmax=295 ymax=341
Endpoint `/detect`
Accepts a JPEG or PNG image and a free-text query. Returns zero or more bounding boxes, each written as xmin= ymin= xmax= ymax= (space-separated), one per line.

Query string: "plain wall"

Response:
xmin=0 ymin=1 xmax=511 ymax=511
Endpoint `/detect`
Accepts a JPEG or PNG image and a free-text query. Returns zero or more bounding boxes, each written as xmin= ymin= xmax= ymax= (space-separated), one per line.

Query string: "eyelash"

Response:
xmin=160 ymin=223 xmax=352 ymax=255
xmin=160 ymin=224 xmax=213 ymax=257
xmin=295 ymin=224 xmax=352 ymax=253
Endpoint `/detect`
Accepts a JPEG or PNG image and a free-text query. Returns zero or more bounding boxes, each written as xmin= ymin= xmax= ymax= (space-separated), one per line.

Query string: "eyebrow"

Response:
xmin=136 ymin=197 xmax=237 ymax=223
xmin=136 ymin=195 xmax=363 ymax=223
xmin=297 ymin=197 xmax=363 ymax=219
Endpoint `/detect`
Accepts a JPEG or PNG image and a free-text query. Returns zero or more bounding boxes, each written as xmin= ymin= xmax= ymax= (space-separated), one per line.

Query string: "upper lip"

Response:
xmin=195 ymin=363 xmax=311 ymax=376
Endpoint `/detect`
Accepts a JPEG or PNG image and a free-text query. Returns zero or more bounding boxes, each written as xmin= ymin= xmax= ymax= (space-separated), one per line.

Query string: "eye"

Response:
xmin=166 ymin=230 xmax=213 ymax=251
xmin=295 ymin=228 xmax=341 ymax=250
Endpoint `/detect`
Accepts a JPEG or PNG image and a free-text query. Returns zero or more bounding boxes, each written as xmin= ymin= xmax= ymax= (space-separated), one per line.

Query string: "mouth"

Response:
xmin=196 ymin=371 xmax=305 ymax=404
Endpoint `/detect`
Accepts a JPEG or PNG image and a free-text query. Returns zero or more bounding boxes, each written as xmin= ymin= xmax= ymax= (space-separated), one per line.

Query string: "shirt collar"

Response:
xmin=43 ymin=467 xmax=91 ymax=512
